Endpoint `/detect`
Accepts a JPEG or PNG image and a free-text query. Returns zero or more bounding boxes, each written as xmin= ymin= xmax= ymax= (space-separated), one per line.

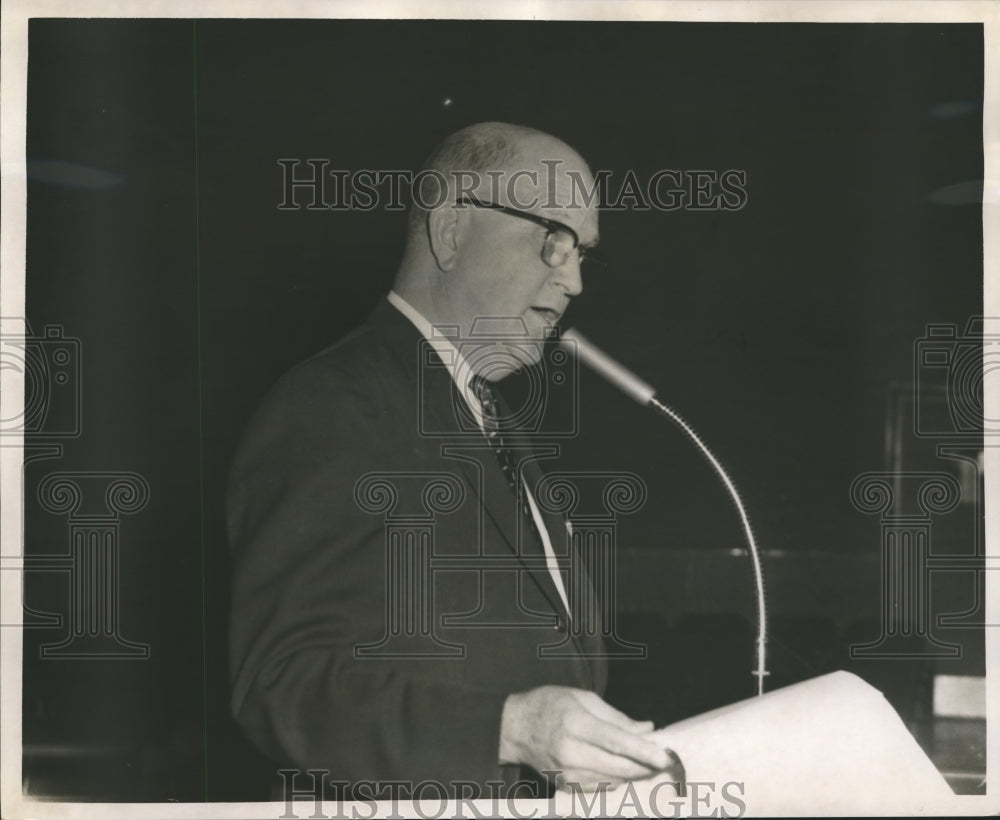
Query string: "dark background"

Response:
xmin=21 ymin=19 xmax=984 ymax=801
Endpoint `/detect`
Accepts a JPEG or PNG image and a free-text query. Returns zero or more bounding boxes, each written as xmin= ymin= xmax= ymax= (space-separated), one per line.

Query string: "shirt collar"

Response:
xmin=386 ymin=290 xmax=485 ymax=431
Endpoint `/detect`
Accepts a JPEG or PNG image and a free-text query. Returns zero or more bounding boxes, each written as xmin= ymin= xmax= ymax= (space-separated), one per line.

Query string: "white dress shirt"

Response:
xmin=387 ymin=290 xmax=571 ymax=614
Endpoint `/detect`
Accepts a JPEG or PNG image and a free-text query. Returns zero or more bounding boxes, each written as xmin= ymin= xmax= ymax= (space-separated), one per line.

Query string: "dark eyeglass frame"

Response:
xmin=455 ymin=194 xmax=605 ymax=270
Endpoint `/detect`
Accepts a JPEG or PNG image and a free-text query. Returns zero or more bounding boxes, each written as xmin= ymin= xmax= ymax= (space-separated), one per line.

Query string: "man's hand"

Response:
xmin=499 ymin=686 xmax=680 ymax=791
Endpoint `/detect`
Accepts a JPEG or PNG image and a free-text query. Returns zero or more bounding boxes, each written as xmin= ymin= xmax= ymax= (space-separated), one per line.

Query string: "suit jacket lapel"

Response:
xmin=370 ymin=299 xmax=598 ymax=664
xmin=498 ymin=391 xmax=606 ymax=671
xmin=431 ymin=376 xmax=570 ymax=620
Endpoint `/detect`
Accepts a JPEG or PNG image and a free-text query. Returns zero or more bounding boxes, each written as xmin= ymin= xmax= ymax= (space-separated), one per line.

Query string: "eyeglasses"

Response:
xmin=456 ymin=195 xmax=606 ymax=273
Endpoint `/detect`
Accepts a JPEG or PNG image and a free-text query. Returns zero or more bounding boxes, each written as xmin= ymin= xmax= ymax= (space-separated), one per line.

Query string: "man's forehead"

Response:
xmin=484 ymin=156 xmax=595 ymax=212
xmin=457 ymin=132 xmax=599 ymax=240
xmin=481 ymin=133 xmax=589 ymax=188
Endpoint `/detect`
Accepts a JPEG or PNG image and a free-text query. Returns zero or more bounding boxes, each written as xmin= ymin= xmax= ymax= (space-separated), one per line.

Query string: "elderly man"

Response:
xmin=227 ymin=122 xmax=673 ymax=797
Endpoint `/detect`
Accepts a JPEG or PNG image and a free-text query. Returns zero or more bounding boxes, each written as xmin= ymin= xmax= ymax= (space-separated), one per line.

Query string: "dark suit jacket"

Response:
xmin=227 ymin=298 xmax=607 ymax=791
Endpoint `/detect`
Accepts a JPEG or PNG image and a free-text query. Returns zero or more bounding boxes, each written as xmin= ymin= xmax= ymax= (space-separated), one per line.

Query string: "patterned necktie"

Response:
xmin=471 ymin=375 xmax=574 ymax=618
xmin=470 ymin=375 xmax=540 ymax=536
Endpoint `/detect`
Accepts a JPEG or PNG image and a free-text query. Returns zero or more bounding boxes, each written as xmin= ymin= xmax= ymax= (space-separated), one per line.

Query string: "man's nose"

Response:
xmin=553 ymin=253 xmax=583 ymax=297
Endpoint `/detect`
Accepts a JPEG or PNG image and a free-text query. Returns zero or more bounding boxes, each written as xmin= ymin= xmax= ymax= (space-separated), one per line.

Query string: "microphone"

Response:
xmin=558 ymin=328 xmax=769 ymax=696
xmin=558 ymin=329 xmax=656 ymax=406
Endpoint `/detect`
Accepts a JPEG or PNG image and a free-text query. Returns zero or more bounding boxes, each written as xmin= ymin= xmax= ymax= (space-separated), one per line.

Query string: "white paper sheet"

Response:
xmin=555 ymin=671 xmax=957 ymax=817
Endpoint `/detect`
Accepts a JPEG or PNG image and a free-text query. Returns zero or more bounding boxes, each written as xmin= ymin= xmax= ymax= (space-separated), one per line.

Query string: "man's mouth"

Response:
xmin=531 ymin=307 xmax=561 ymax=324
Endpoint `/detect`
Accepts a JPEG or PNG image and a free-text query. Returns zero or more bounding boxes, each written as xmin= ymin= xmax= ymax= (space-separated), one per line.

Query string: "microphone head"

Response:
xmin=558 ymin=328 xmax=656 ymax=406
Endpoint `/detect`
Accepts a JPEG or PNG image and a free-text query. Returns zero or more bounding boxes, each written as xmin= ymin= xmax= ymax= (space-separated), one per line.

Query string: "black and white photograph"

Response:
xmin=1 ymin=2 xmax=996 ymax=818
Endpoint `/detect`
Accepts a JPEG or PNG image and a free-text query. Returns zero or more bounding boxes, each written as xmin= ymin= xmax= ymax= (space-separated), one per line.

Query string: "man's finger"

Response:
xmin=663 ymin=747 xmax=687 ymax=795
xmin=587 ymin=719 xmax=672 ymax=771
xmin=568 ymin=746 xmax=661 ymax=783
xmin=556 ymin=766 xmax=631 ymax=792
xmin=580 ymin=694 xmax=654 ymax=733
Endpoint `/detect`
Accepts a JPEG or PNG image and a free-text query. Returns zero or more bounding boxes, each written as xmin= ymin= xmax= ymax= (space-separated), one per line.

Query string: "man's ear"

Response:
xmin=426 ymin=204 xmax=461 ymax=271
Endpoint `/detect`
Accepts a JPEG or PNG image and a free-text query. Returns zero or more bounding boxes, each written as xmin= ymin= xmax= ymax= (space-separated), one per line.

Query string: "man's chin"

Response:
xmin=469 ymin=340 xmax=544 ymax=382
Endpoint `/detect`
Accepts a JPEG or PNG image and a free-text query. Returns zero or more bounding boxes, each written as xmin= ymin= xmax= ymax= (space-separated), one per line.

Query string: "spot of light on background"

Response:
xmin=26 ymin=159 xmax=124 ymax=190
xmin=928 ymin=101 xmax=978 ymax=119
xmin=927 ymin=179 xmax=999 ymax=206
xmin=442 ymin=97 xmax=453 ymax=108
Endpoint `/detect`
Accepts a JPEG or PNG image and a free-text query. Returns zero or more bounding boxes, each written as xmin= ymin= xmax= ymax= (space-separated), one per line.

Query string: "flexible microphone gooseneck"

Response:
xmin=559 ymin=328 xmax=769 ymax=696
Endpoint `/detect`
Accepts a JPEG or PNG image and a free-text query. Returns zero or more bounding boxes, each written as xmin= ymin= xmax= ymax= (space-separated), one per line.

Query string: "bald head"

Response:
xmin=405 ymin=122 xmax=593 ymax=237
xmin=395 ymin=122 xmax=599 ymax=379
